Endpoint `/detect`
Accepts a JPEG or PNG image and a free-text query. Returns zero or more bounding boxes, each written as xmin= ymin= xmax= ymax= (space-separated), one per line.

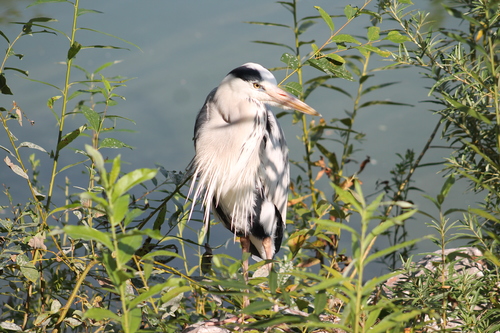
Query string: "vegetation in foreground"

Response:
xmin=0 ymin=0 xmax=499 ymax=332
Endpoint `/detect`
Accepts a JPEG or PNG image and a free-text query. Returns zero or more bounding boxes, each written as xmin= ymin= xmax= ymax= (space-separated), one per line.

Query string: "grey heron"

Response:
xmin=190 ymin=63 xmax=320 ymax=280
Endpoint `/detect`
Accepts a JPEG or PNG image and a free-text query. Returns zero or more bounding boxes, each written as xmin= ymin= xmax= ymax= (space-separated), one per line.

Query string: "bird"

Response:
xmin=189 ymin=63 xmax=320 ymax=281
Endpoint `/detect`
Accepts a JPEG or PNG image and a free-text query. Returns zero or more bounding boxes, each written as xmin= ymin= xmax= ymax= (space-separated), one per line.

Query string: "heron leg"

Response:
xmin=240 ymin=236 xmax=251 ymax=308
xmin=262 ymin=236 xmax=274 ymax=272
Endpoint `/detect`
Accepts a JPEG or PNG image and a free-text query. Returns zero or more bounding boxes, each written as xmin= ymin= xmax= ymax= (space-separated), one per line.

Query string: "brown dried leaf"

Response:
xmin=28 ymin=235 xmax=47 ymax=250
xmin=297 ymin=257 xmax=321 ymax=268
xmin=288 ymin=193 xmax=312 ymax=206
xmin=358 ymin=156 xmax=370 ymax=174
xmin=4 ymin=156 xmax=29 ymax=179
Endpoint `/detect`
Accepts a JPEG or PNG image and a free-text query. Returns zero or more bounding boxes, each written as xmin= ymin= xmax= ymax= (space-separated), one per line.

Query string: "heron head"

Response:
xmin=223 ymin=63 xmax=321 ymax=117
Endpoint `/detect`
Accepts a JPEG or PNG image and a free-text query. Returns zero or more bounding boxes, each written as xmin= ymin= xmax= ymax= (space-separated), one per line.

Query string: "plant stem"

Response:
xmin=45 ymin=0 xmax=80 ymax=211
xmin=291 ymin=0 xmax=317 ymax=209
xmin=54 ymin=260 xmax=98 ymax=329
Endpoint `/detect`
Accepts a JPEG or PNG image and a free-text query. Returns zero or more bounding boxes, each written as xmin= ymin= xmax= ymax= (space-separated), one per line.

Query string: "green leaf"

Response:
xmin=307 ymin=58 xmax=353 ymax=81
xmin=0 ymin=74 xmax=13 ymax=95
xmin=330 ymin=34 xmax=361 ymax=45
xmin=0 ymin=30 xmax=10 ymax=43
xmin=248 ymin=315 xmax=306 ymax=329
xmin=83 ymin=307 xmax=120 ymax=321
xmin=280 ymin=53 xmax=299 ymax=70
xmin=64 ymin=225 xmax=113 ymax=249
xmin=251 ymin=40 xmax=295 ymax=52
xmin=443 ymin=95 xmax=491 ymax=124
xmin=117 ymin=233 xmax=142 ymax=264
xmin=282 ymin=81 xmax=302 ymax=96
xmin=94 ymin=60 xmax=122 ymax=74
xmin=469 ymin=208 xmax=500 ymax=223
xmin=142 ymin=250 xmax=185 ymax=262
xmin=314 ymin=6 xmax=334 ymax=32
xmin=245 ymin=21 xmax=290 ymax=28
xmin=109 ymin=154 xmax=121 ymax=185
xmin=78 ymin=27 xmax=141 ymax=51
xmin=127 ymin=283 xmax=164 ymax=309
xmin=57 ymin=126 xmax=86 ymax=151
xmin=112 ymin=168 xmax=157 ymax=200
xmin=160 ymin=285 xmax=191 ymax=304
xmin=242 ymin=300 xmax=274 ymax=314
xmin=344 ymin=5 xmax=357 ymax=20
xmin=383 ymin=31 xmax=411 ymax=43
xmin=68 ymin=41 xmax=82 ymax=60
xmin=367 ymin=26 xmax=380 ymax=41
xmin=365 ymin=237 xmax=423 ymax=265
xmin=81 ymin=105 xmax=101 ymax=131
xmin=85 ymin=145 xmax=106 ymax=177
xmin=16 ymin=253 xmax=39 ymax=283
xmin=28 ymin=0 xmax=69 ymax=7
xmin=100 ymin=138 xmax=133 ymax=149
xmin=438 ymin=175 xmax=455 ymax=205
xmin=313 ymin=218 xmax=358 ymax=237
xmin=325 ymin=53 xmax=345 ymax=64
xmin=370 ymin=310 xmax=421 ymax=333
xmin=77 ymin=8 xmax=103 ymax=16
xmin=298 ymin=20 xmax=316 ymax=35
xmin=153 ymin=204 xmax=167 ymax=230
xmin=356 ymin=45 xmax=391 ymax=57
xmin=314 ymin=290 xmax=327 ymax=315
xmin=110 ymin=194 xmax=129 ymax=226
xmin=4 ymin=67 xmax=29 ymax=76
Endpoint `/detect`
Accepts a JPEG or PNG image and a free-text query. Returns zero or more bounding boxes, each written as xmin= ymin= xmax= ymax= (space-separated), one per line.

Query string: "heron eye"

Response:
xmin=253 ymin=82 xmax=261 ymax=89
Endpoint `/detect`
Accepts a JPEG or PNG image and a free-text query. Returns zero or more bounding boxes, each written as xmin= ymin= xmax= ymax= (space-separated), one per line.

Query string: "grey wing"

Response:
xmin=194 ymin=87 xmax=217 ymax=144
xmin=260 ymin=110 xmax=290 ymax=222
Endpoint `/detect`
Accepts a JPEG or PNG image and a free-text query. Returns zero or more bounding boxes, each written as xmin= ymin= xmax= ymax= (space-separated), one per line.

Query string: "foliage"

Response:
xmin=0 ymin=0 xmax=499 ymax=332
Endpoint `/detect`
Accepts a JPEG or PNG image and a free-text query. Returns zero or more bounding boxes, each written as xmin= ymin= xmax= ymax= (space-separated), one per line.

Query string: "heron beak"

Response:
xmin=267 ymin=85 xmax=321 ymax=117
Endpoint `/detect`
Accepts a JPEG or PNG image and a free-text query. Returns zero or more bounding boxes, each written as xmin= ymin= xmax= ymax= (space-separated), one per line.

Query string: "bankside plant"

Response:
xmin=2 ymin=0 xmax=499 ymax=332
xmin=0 ymin=1 xmax=193 ymax=332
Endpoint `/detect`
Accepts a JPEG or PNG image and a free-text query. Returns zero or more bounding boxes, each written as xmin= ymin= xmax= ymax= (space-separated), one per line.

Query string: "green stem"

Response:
xmin=45 ymin=0 xmax=80 ymax=211
xmin=291 ymin=0 xmax=317 ymax=210
xmin=340 ymin=54 xmax=370 ymax=172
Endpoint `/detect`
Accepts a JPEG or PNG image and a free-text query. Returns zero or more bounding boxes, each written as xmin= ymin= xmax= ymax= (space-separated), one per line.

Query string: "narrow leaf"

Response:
xmin=0 ymin=74 xmax=13 ymax=95
xmin=242 ymin=300 xmax=274 ymax=314
xmin=83 ymin=308 xmax=120 ymax=321
xmin=100 ymin=138 xmax=133 ymax=149
xmin=18 ymin=142 xmax=47 ymax=153
xmin=314 ymin=6 xmax=334 ymax=32
xmin=78 ymin=27 xmax=140 ymax=50
xmin=64 ymin=225 xmax=114 ymax=249
xmin=4 ymin=156 xmax=29 ymax=179
xmin=57 ymin=126 xmax=85 ymax=151
xmin=112 ymin=168 xmax=157 ymax=200
xmin=77 ymin=8 xmax=103 ymax=16
xmin=4 ymin=67 xmax=29 ymax=76
xmin=67 ymin=41 xmax=82 ymax=60
xmin=81 ymin=105 xmax=101 ymax=131
xmin=331 ymin=34 xmax=361 ymax=44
